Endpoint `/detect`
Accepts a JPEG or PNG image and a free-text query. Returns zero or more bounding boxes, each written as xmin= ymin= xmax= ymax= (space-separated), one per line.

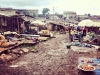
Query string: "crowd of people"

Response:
xmin=68 ymin=26 xmax=99 ymax=44
xmin=69 ymin=26 xmax=83 ymax=43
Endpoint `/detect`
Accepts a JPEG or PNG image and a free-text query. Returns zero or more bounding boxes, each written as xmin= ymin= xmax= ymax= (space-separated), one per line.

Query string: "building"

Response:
xmin=89 ymin=15 xmax=100 ymax=21
xmin=26 ymin=9 xmax=38 ymax=17
xmin=63 ymin=11 xmax=77 ymax=20
xmin=16 ymin=9 xmax=38 ymax=17
xmin=77 ymin=15 xmax=89 ymax=21
xmin=0 ymin=8 xmax=13 ymax=11
xmin=0 ymin=10 xmax=33 ymax=33
xmin=0 ymin=8 xmax=39 ymax=17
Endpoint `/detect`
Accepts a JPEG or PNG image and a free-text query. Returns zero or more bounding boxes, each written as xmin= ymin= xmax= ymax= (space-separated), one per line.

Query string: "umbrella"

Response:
xmin=93 ymin=22 xmax=100 ymax=27
xmin=70 ymin=24 xmax=74 ymax=26
xmin=78 ymin=19 xmax=94 ymax=27
xmin=31 ymin=20 xmax=46 ymax=26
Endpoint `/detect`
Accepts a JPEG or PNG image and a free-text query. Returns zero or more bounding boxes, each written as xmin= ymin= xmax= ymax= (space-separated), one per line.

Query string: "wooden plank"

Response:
xmin=0 ymin=39 xmax=37 ymax=53
xmin=0 ymin=41 xmax=23 ymax=53
xmin=21 ymin=39 xmax=36 ymax=44
xmin=17 ymin=17 xmax=20 ymax=33
xmin=38 ymin=36 xmax=49 ymax=41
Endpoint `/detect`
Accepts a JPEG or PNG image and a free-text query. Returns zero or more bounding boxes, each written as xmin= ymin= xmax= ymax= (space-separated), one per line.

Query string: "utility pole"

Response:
xmin=53 ymin=7 xmax=54 ymax=21
xmin=0 ymin=5 xmax=1 ymax=10
xmin=53 ymin=7 xmax=54 ymax=14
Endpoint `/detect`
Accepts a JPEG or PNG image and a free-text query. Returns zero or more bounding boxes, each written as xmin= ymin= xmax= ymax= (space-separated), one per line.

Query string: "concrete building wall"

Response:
xmin=63 ymin=11 xmax=76 ymax=20
xmin=27 ymin=10 xmax=38 ymax=17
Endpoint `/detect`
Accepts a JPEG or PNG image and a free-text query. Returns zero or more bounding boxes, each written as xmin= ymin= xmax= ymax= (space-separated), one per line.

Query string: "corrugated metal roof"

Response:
xmin=21 ymin=16 xmax=29 ymax=21
xmin=0 ymin=10 xmax=18 ymax=17
xmin=21 ymin=15 xmax=34 ymax=22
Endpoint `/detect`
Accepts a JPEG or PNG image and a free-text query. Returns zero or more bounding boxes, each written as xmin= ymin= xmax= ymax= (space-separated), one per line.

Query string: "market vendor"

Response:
xmin=86 ymin=31 xmax=99 ymax=43
xmin=89 ymin=31 xmax=96 ymax=40
xmin=77 ymin=30 xmax=83 ymax=43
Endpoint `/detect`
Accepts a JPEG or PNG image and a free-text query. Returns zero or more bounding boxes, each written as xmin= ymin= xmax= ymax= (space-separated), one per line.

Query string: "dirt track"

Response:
xmin=0 ymin=33 xmax=88 ymax=75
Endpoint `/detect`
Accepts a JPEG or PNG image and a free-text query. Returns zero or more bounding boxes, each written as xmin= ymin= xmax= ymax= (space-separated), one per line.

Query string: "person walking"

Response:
xmin=78 ymin=30 xmax=83 ymax=43
xmin=70 ymin=28 xmax=75 ymax=42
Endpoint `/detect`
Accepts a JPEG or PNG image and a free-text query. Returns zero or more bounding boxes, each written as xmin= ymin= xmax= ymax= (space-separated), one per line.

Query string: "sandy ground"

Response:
xmin=0 ymin=32 xmax=100 ymax=75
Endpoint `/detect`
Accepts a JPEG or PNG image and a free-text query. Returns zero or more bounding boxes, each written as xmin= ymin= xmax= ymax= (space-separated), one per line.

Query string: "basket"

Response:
xmin=78 ymin=65 xmax=95 ymax=71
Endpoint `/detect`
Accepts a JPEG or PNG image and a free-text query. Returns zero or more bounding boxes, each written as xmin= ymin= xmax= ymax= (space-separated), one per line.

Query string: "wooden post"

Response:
xmin=11 ymin=17 xmax=14 ymax=31
xmin=5 ymin=16 xmax=7 ymax=28
xmin=5 ymin=16 xmax=7 ymax=31
xmin=1 ymin=15 xmax=3 ymax=30
xmin=17 ymin=17 xmax=20 ymax=34
xmin=6 ymin=17 xmax=9 ymax=31
xmin=13 ymin=17 xmax=16 ymax=31
xmin=10 ymin=17 xmax=12 ymax=31
xmin=0 ymin=15 xmax=1 ymax=30
xmin=11 ymin=17 xmax=14 ymax=30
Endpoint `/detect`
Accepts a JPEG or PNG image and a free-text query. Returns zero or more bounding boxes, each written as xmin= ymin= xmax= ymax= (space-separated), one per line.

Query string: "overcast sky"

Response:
xmin=0 ymin=0 xmax=100 ymax=15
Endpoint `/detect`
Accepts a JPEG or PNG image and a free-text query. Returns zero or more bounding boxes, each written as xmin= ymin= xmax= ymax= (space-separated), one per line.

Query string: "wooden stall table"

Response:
xmin=20 ymin=34 xmax=40 ymax=39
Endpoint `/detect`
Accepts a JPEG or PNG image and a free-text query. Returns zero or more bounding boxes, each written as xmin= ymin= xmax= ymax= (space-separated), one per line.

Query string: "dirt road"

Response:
xmin=0 ymin=33 xmax=79 ymax=75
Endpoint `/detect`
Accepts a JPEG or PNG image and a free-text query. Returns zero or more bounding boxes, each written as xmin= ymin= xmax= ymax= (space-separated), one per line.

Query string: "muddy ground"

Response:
xmin=0 ymin=33 xmax=100 ymax=75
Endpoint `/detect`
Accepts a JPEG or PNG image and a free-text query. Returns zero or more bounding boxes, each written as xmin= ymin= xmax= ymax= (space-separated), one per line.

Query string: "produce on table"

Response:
xmin=79 ymin=60 xmax=95 ymax=71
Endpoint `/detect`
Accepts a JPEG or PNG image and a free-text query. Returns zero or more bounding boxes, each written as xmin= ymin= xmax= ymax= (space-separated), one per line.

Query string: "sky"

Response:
xmin=0 ymin=0 xmax=100 ymax=15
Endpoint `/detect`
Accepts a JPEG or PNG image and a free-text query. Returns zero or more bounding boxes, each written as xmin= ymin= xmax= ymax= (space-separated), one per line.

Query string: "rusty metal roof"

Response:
xmin=0 ymin=10 xmax=18 ymax=17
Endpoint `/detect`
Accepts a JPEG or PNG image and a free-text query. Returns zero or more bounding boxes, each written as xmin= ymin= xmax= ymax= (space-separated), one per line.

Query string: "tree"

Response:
xmin=33 ymin=12 xmax=38 ymax=18
xmin=88 ymin=13 xmax=91 ymax=17
xmin=42 ymin=8 xmax=50 ymax=16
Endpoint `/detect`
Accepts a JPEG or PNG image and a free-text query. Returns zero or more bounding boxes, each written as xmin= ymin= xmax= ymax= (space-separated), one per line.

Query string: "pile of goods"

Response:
xmin=0 ymin=35 xmax=17 ymax=47
xmin=78 ymin=60 xmax=95 ymax=71
xmin=38 ymin=30 xmax=54 ymax=37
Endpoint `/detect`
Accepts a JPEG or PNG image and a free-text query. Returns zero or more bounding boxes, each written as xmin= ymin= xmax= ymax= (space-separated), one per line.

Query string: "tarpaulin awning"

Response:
xmin=31 ymin=20 xmax=46 ymax=26
xmin=93 ymin=22 xmax=100 ymax=27
xmin=0 ymin=11 xmax=18 ymax=17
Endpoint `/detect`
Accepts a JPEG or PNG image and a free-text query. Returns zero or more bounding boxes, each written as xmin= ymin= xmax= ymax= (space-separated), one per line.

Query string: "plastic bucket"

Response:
xmin=66 ymin=45 xmax=71 ymax=49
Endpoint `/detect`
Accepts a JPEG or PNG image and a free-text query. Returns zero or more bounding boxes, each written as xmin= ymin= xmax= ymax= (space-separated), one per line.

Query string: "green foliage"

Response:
xmin=21 ymin=44 xmax=36 ymax=50
xmin=53 ymin=31 xmax=58 ymax=35
xmin=30 ymin=46 xmax=36 ymax=50
xmin=42 ymin=8 xmax=50 ymax=16
xmin=88 ymin=13 xmax=91 ymax=17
